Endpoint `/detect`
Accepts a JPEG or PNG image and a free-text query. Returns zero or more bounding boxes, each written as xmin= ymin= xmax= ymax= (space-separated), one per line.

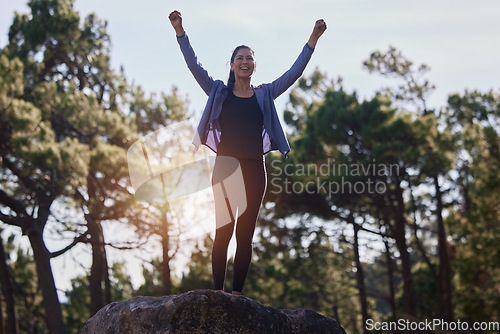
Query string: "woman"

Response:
xmin=169 ymin=10 xmax=326 ymax=295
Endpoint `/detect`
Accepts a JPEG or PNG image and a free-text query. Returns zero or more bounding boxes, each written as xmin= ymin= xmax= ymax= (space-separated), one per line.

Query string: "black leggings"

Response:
xmin=211 ymin=156 xmax=266 ymax=293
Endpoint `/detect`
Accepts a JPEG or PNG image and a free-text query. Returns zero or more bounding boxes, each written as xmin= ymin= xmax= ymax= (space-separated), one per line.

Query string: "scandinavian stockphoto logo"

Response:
xmin=126 ymin=121 xmax=247 ymax=228
xmin=270 ymin=159 xmax=399 ymax=196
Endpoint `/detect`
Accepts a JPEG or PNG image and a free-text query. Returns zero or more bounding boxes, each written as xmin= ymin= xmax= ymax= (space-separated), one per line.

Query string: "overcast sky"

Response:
xmin=1 ymin=0 xmax=500 ymax=292
xmin=2 ymin=0 xmax=499 ymax=116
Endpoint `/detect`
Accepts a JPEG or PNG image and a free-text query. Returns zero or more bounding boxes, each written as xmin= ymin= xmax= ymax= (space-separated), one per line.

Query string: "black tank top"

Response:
xmin=217 ymin=91 xmax=263 ymax=159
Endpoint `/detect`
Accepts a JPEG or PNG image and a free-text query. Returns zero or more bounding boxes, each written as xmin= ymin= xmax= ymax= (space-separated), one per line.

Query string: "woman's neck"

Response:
xmin=232 ymin=79 xmax=253 ymax=97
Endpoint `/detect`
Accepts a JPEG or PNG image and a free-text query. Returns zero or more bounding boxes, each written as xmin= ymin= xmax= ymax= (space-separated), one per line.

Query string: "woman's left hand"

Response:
xmin=312 ymin=19 xmax=327 ymax=39
xmin=308 ymin=19 xmax=327 ymax=49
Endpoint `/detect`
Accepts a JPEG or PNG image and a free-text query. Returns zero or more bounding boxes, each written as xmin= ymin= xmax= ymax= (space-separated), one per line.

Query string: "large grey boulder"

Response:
xmin=79 ymin=289 xmax=346 ymax=334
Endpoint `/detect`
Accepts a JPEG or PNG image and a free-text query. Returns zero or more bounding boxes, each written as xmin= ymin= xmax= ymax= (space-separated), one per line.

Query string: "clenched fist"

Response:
xmin=312 ymin=19 xmax=327 ymax=39
xmin=169 ymin=10 xmax=185 ymax=37
xmin=308 ymin=19 xmax=327 ymax=49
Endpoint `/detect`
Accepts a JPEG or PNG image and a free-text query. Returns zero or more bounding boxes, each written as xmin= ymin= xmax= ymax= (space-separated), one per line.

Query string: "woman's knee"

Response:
xmin=235 ymin=227 xmax=254 ymax=247
xmin=214 ymin=223 xmax=234 ymax=246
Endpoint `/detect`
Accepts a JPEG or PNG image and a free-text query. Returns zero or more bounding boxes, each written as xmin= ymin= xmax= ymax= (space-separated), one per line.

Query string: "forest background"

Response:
xmin=1 ymin=0 xmax=499 ymax=333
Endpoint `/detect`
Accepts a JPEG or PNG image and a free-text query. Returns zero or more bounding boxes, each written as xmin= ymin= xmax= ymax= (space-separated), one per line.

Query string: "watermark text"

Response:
xmin=270 ymin=159 xmax=399 ymax=196
xmin=366 ymin=318 xmax=500 ymax=332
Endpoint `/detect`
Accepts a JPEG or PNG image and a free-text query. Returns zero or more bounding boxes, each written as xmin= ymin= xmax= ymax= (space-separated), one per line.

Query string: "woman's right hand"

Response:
xmin=169 ymin=10 xmax=185 ymax=37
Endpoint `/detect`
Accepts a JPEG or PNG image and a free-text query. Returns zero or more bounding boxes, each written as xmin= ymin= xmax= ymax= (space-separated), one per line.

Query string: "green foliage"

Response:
xmin=2 ymin=1 xmax=499 ymax=332
xmin=272 ymin=61 xmax=495 ymax=327
xmin=398 ymin=261 xmax=437 ymax=318
xmin=175 ymin=234 xmax=214 ymax=293
xmin=62 ymin=261 xmax=135 ymax=334
xmin=1 ymin=0 xmax=188 ymax=331
xmin=363 ymin=46 xmax=435 ymax=114
xmin=445 ymin=90 xmax=500 ymax=323
xmin=63 ymin=275 xmax=90 ymax=334
xmin=246 ymin=218 xmax=361 ymax=332
xmin=135 ymin=257 xmax=164 ymax=297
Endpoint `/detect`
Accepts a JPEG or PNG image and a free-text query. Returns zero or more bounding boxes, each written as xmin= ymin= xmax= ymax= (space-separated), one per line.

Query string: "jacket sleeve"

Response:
xmin=268 ymin=43 xmax=314 ymax=99
xmin=177 ymin=34 xmax=215 ymax=96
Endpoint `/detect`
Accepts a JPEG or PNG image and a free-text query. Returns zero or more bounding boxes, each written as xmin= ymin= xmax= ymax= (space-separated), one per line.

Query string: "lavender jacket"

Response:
xmin=177 ymin=33 xmax=314 ymax=158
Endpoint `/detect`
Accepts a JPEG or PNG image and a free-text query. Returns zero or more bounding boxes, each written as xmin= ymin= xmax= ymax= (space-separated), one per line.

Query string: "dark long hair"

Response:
xmin=226 ymin=45 xmax=255 ymax=91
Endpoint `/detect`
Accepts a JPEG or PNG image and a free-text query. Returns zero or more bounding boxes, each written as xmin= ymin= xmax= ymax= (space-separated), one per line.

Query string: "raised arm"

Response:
xmin=169 ymin=10 xmax=214 ymax=95
xmin=269 ymin=19 xmax=327 ymax=98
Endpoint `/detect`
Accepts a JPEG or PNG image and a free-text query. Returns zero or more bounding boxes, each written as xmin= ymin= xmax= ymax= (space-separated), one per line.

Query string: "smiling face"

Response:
xmin=230 ymin=48 xmax=256 ymax=80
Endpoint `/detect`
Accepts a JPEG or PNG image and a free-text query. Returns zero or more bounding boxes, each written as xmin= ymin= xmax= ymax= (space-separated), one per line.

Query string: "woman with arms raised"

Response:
xmin=169 ymin=10 xmax=326 ymax=296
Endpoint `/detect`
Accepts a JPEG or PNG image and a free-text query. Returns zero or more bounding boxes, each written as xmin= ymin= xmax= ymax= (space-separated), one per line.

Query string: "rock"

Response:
xmin=79 ymin=289 xmax=347 ymax=334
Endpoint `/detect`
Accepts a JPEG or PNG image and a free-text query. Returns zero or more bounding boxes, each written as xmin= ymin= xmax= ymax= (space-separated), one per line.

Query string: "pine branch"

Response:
xmin=50 ymin=231 xmax=89 ymax=258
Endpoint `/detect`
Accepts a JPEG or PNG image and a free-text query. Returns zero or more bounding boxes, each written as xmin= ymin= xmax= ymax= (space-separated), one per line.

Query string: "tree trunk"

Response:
xmin=394 ymin=227 xmax=416 ymax=318
xmin=0 ymin=286 xmax=3 ymax=334
xmin=352 ymin=222 xmax=369 ymax=333
xmin=393 ymin=186 xmax=417 ymax=318
xmin=28 ymin=225 xmax=66 ymax=334
xmin=383 ymin=234 xmax=397 ymax=323
xmin=0 ymin=233 xmax=19 ymax=334
xmin=20 ymin=285 xmax=36 ymax=334
xmin=87 ymin=172 xmax=111 ymax=316
xmin=433 ymin=174 xmax=454 ymax=322
xmin=161 ymin=204 xmax=172 ymax=295
xmin=87 ymin=214 xmax=106 ymax=316
xmin=332 ymin=305 xmax=340 ymax=325
xmin=103 ymin=246 xmax=112 ymax=305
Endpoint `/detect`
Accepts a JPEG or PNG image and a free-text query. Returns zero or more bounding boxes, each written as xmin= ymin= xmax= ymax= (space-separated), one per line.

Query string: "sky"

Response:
xmin=1 ymin=0 xmax=500 ymax=294
xmin=2 ymin=0 xmax=500 ymax=115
